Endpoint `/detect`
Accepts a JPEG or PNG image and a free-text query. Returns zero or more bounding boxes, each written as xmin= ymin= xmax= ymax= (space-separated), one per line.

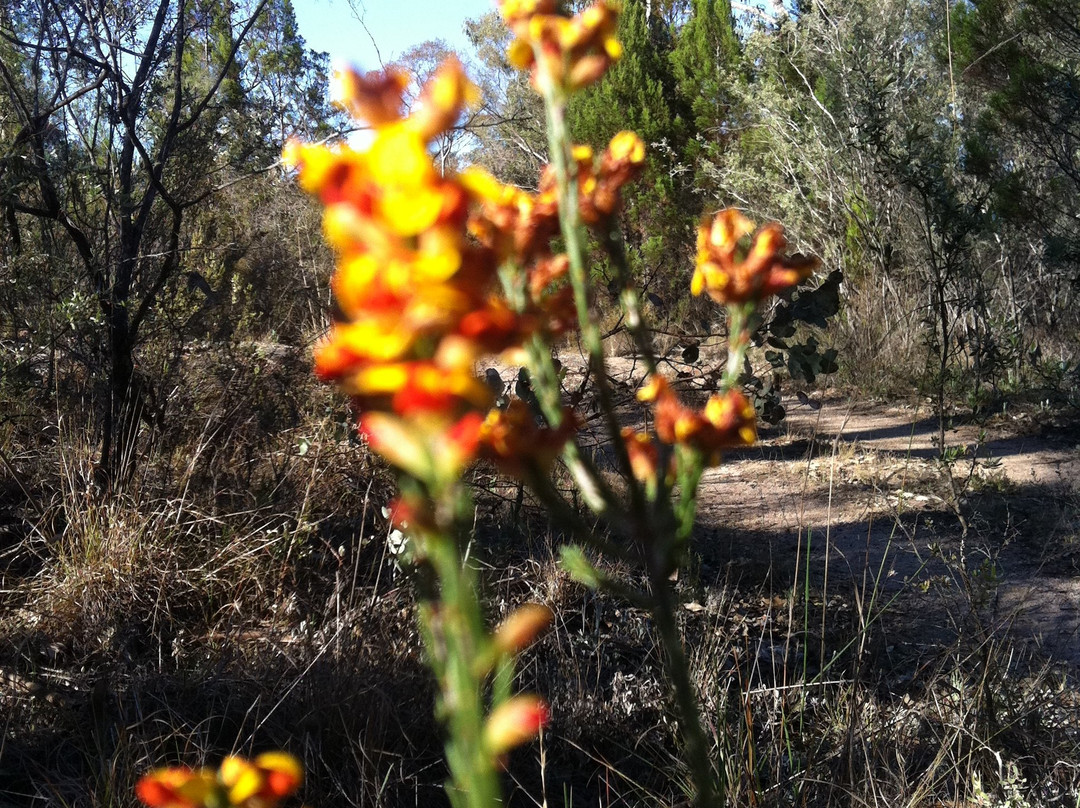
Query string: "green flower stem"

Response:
xmin=648 ymin=557 xmax=723 ymax=808
xmin=600 ymin=226 xmax=657 ymax=379
xmin=723 ymin=303 xmax=755 ymax=391
xmin=537 ymin=80 xmax=722 ymax=808
xmin=499 ymin=259 xmax=622 ymax=526
xmin=539 ymin=86 xmax=641 ymax=509
xmin=523 ymin=337 xmax=626 ymax=526
xmin=629 ymin=443 xmax=719 ymax=808
xmin=492 ymin=656 xmax=515 ymax=712
xmin=560 ymin=544 xmax=654 ymax=609
xmin=674 ymin=446 xmax=706 ymax=547
xmin=414 ymin=512 xmax=502 ymax=808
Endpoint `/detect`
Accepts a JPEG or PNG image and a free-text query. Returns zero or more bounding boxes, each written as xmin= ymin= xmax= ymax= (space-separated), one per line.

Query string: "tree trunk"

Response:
xmin=97 ymin=306 xmax=142 ymax=492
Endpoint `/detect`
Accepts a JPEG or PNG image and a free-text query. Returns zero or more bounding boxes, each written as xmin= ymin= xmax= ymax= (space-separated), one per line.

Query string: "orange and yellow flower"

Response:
xmin=291 ymin=40 xmax=644 ymax=487
xmin=461 ymin=166 xmax=560 ymax=262
xmin=478 ymin=399 xmax=579 ymax=478
xmin=136 ymin=753 xmax=302 ymax=808
xmin=621 ymin=427 xmax=661 ymax=484
xmin=500 ymin=0 xmax=622 ymax=94
xmin=538 ymin=131 xmax=646 ymax=226
xmin=484 ymin=695 xmax=550 ymax=755
xmin=638 ymin=375 xmax=757 ymax=464
xmin=287 ymin=58 xmax=551 ymax=482
xmin=329 ymin=64 xmax=409 ymax=126
xmin=691 ymin=209 xmax=819 ymax=305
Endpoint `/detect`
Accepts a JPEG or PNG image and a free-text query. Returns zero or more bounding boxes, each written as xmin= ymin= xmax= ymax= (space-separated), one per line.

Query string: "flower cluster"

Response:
xmin=284 ymin=59 xmax=576 ymax=485
xmin=136 ymin=753 xmax=302 ymax=808
xmin=629 ymin=375 xmax=758 ymax=473
xmin=478 ymin=399 xmax=580 ymax=478
xmin=463 ymin=128 xmax=644 ymax=303
xmin=285 ymin=51 xmax=652 ymax=490
xmin=459 ymin=164 xmax=574 ymax=329
xmin=692 ymin=209 xmax=819 ymax=305
xmin=621 ymin=209 xmax=819 ymax=474
xmin=544 ymin=132 xmax=647 ymax=226
xmin=500 ymin=0 xmax=622 ymax=94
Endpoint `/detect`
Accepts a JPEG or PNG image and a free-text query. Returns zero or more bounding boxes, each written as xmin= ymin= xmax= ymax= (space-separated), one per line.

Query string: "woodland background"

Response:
xmin=2 ymin=0 xmax=1080 ymax=805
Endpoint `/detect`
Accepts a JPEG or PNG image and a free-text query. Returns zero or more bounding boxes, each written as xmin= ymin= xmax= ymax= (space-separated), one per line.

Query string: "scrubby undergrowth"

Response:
xmin=2 ymin=349 xmax=1080 ymax=807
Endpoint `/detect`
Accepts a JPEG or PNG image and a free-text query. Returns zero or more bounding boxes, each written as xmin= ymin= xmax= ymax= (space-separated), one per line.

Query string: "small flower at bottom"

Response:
xmin=135 ymin=767 xmax=217 ymax=808
xmin=484 ymin=695 xmax=550 ymax=755
xmin=136 ymin=753 xmax=302 ymax=808
xmin=221 ymin=753 xmax=303 ymax=806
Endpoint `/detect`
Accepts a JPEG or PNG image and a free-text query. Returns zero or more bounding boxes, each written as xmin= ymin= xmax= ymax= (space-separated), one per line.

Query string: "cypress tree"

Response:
xmin=566 ymin=0 xmax=695 ymax=309
xmin=670 ymin=0 xmax=740 ymax=140
xmin=568 ymin=0 xmax=681 ymax=150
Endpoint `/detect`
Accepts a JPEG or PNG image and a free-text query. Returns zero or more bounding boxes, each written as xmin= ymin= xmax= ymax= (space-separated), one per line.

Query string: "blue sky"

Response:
xmin=293 ymin=0 xmax=495 ymax=70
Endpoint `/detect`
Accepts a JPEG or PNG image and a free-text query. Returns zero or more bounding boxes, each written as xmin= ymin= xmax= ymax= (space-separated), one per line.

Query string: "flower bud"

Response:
xmin=135 ymin=767 xmax=217 ymax=808
xmin=494 ymin=603 xmax=554 ymax=656
xmin=219 ymin=753 xmax=303 ymax=806
xmin=621 ymin=428 xmax=660 ymax=484
xmin=253 ymin=752 xmax=304 ymax=800
xmin=484 ymin=695 xmax=550 ymax=755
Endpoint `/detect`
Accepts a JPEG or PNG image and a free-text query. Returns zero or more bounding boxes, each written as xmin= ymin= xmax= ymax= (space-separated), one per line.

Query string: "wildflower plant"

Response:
xmin=138 ymin=2 xmax=818 ymax=806
xmin=136 ymin=753 xmax=303 ymax=808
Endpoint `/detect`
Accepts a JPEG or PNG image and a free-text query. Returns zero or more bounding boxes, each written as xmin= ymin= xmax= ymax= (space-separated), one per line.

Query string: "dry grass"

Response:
xmin=3 ymin=343 xmax=1080 ymax=808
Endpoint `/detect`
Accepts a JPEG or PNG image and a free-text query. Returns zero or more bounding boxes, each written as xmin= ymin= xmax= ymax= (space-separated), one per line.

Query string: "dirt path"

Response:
xmin=496 ymin=354 xmax=1080 ymax=666
xmin=694 ymin=394 xmax=1080 ymax=667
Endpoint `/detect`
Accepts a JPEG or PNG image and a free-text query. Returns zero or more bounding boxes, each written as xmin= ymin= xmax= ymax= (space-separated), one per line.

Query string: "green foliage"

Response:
xmin=669 ymin=0 xmax=741 ymax=180
xmin=239 ymin=0 xmax=342 ymax=163
xmin=565 ymin=0 xmax=698 ymax=313
xmin=753 ymin=270 xmax=844 ymax=420
xmin=569 ymin=0 xmax=682 ymax=150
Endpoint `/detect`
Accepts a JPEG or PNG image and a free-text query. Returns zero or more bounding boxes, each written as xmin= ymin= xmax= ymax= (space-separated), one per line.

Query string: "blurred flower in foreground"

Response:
xmin=136 ymin=753 xmax=302 ymax=808
xmin=493 ymin=603 xmax=554 ymax=656
xmin=288 ymin=53 xmax=645 ymax=489
xmin=285 ymin=58 xmax=568 ymax=486
xmin=692 ymin=209 xmax=819 ymax=305
xmin=484 ymin=695 xmax=550 ymax=755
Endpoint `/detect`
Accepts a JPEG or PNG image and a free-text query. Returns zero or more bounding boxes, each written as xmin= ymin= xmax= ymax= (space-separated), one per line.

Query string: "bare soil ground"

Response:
xmin=708 ymin=396 xmax=1080 ymax=669
xmin=541 ymin=352 xmax=1080 ymax=669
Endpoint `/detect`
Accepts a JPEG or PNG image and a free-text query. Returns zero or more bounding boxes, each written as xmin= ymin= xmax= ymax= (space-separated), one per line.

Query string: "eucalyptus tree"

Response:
xmin=464 ymin=10 xmax=548 ymax=188
xmin=0 ymin=0 xmax=333 ymax=489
